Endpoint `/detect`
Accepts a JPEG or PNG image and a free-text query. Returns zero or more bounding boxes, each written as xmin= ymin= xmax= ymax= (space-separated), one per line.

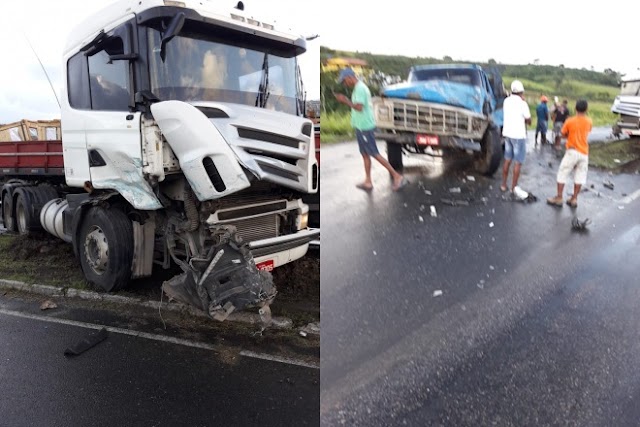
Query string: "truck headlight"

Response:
xmin=298 ymin=212 xmax=309 ymax=230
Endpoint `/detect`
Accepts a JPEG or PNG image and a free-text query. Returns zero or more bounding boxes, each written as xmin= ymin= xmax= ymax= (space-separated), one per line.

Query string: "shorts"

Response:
xmin=553 ymin=121 xmax=564 ymax=138
xmin=557 ymin=149 xmax=588 ymax=185
xmin=355 ymin=129 xmax=380 ymax=156
xmin=504 ymin=137 xmax=526 ymax=163
xmin=536 ymin=120 xmax=548 ymax=134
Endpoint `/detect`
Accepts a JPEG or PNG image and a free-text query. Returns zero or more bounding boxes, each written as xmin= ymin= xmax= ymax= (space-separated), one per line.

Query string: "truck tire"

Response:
xmin=15 ymin=186 xmax=58 ymax=236
xmin=78 ymin=206 xmax=134 ymax=292
xmin=2 ymin=192 xmax=16 ymax=232
xmin=387 ymin=142 xmax=404 ymax=172
xmin=475 ymin=126 xmax=502 ymax=176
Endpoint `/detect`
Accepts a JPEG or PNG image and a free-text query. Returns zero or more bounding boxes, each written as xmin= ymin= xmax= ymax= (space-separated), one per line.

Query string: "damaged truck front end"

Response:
xmin=51 ymin=0 xmax=318 ymax=322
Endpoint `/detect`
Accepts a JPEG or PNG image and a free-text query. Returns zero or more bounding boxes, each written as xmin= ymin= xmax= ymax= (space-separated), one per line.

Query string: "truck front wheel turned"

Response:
xmin=475 ymin=126 xmax=502 ymax=176
xmin=79 ymin=206 xmax=134 ymax=292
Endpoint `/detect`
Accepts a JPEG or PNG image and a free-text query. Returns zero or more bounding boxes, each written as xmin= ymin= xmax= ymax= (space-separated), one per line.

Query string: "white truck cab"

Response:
xmin=611 ymin=75 xmax=640 ymax=136
xmin=3 ymin=0 xmax=318 ymax=321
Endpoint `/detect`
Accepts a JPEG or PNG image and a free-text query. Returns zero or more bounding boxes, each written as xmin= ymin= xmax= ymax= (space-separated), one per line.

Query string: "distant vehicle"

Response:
xmin=611 ymin=76 xmax=640 ymax=136
xmin=372 ymin=64 xmax=507 ymax=175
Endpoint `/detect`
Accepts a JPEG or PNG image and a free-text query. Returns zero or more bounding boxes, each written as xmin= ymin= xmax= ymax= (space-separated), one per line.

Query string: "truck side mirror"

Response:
xmin=160 ymin=12 xmax=186 ymax=62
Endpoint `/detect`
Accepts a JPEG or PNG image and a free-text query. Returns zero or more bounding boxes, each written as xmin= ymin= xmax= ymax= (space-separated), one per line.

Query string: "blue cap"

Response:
xmin=337 ymin=67 xmax=356 ymax=83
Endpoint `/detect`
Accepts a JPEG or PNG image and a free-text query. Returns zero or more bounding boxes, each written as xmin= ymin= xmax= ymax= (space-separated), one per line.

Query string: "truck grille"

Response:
xmin=232 ymin=214 xmax=280 ymax=243
xmin=392 ymin=101 xmax=472 ymax=134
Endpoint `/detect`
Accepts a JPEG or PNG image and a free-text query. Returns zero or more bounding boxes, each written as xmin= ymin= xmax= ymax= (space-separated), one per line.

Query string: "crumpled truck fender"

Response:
xmin=151 ymin=101 xmax=251 ymax=201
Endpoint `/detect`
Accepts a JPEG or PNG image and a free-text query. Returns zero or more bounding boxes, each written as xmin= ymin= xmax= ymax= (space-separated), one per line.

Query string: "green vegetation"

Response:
xmin=589 ymin=139 xmax=640 ymax=170
xmin=0 ymin=234 xmax=88 ymax=289
xmin=321 ymin=46 xmax=621 ymax=137
xmin=321 ymin=112 xmax=353 ymax=143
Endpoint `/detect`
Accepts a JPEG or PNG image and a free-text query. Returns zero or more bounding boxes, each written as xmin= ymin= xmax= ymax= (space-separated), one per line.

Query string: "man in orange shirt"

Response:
xmin=547 ymin=100 xmax=592 ymax=208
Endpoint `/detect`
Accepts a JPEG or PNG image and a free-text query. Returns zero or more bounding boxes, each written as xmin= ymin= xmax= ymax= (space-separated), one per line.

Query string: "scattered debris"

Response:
xmin=440 ymin=198 xmax=470 ymax=207
xmin=64 ymin=328 xmax=108 ymax=356
xmin=489 ymin=222 xmax=494 ymax=228
xmin=466 ymin=176 xmax=476 ymax=182
xmin=618 ymin=206 xmax=625 ymax=210
xmin=433 ymin=290 xmax=443 ymax=297
xmin=548 ymin=162 xmax=553 ymax=168
xmin=418 ymin=215 xmax=424 ymax=222
xmin=449 ymin=187 xmax=461 ymax=193
xmin=622 ymin=193 xmax=628 ymax=197
xmin=571 ymin=217 xmax=591 ymax=231
xmin=477 ymin=212 xmax=485 ymax=217
xmin=489 ymin=265 xmax=495 ymax=271
xmin=590 ymin=184 xmax=595 ymax=189
xmin=614 ymin=159 xmax=621 ymax=163
xmin=40 ymin=300 xmax=57 ymax=311
xmin=299 ymin=331 xmax=308 ymax=337
xmin=420 ymin=205 xmax=426 ymax=211
xmin=430 ymin=205 xmax=437 ymax=218
xmin=373 ymin=251 xmax=377 ymax=256
xmin=603 ymin=180 xmax=615 ymax=190
xmin=299 ymin=322 xmax=320 ymax=336
xmin=404 ymin=203 xmax=408 ymax=208
xmin=424 ymin=190 xmax=432 ymax=196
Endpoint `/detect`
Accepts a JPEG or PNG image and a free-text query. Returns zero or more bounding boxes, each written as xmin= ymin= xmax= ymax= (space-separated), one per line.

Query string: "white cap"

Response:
xmin=510 ymin=80 xmax=524 ymax=93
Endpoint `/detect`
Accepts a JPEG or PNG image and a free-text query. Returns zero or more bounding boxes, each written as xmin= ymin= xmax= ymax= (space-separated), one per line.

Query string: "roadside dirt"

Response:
xmin=0 ymin=233 xmax=320 ymax=326
xmin=589 ymin=137 xmax=640 ymax=172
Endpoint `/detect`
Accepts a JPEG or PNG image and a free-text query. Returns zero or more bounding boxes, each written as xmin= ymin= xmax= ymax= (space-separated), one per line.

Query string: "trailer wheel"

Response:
xmin=475 ymin=125 xmax=502 ymax=176
xmin=387 ymin=142 xmax=404 ymax=172
xmin=2 ymin=193 xmax=16 ymax=232
xmin=15 ymin=194 xmax=29 ymax=235
xmin=79 ymin=206 xmax=133 ymax=292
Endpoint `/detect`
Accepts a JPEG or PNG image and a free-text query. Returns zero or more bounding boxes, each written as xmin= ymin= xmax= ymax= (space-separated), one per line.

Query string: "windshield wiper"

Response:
xmin=255 ymin=52 xmax=270 ymax=108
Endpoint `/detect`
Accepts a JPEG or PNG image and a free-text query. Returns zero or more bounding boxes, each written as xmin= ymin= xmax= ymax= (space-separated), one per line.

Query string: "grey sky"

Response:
xmin=0 ymin=0 xmax=319 ymax=123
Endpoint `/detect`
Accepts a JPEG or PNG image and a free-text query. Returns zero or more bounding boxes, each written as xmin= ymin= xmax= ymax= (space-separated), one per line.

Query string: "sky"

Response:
xmin=319 ymin=0 xmax=640 ymax=79
xmin=0 ymin=0 xmax=319 ymax=123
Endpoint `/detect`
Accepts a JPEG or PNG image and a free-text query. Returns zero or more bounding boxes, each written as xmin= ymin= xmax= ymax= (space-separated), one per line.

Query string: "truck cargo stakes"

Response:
xmin=0 ymin=0 xmax=319 ymax=323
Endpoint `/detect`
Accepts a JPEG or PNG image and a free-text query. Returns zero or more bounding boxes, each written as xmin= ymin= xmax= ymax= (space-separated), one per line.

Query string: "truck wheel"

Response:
xmin=387 ymin=142 xmax=404 ymax=172
xmin=79 ymin=206 xmax=134 ymax=292
xmin=475 ymin=126 xmax=502 ymax=176
xmin=15 ymin=194 xmax=29 ymax=235
xmin=15 ymin=186 xmax=59 ymax=236
xmin=2 ymin=193 xmax=16 ymax=232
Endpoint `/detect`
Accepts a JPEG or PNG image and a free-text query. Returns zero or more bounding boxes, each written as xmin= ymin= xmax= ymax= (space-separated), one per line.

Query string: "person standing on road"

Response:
xmin=547 ymin=100 xmax=592 ymax=208
xmin=500 ymin=80 xmax=531 ymax=195
xmin=552 ymin=99 xmax=570 ymax=149
xmin=535 ymin=95 xmax=549 ymax=145
xmin=334 ymin=67 xmax=408 ymax=192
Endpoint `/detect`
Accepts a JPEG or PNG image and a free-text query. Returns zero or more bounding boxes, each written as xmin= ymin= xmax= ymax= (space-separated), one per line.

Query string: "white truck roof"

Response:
xmin=64 ymin=0 xmax=301 ymax=56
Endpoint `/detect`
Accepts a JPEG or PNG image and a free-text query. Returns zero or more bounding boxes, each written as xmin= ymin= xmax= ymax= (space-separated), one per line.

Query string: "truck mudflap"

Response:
xmin=162 ymin=226 xmax=276 ymax=322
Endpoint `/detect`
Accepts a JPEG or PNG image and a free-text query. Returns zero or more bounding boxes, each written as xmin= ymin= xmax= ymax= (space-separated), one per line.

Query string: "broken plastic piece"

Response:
xmin=466 ymin=176 xmax=476 ymax=182
xmin=430 ymin=205 xmax=437 ymax=217
xmin=449 ymin=187 xmax=461 ymax=193
xmin=418 ymin=215 xmax=424 ymax=222
xmin=571 ymin=217 xmax=591 ymax=231
xmin=604 ymin=180 xmax=614 ymax=190
xmin=64 ymin=328 xmax=108 ymax=356
xmin=433 ymin=290 xmax=443 ymax=297
xmin=489 ymin=222 xmax=494 ymax=228
xmin=40 ymin=300 xmax=57 ymax=311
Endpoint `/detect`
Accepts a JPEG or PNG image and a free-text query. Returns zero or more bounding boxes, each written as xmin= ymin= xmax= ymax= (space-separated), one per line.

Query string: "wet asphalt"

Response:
xmin=0 ymin=295 xmax=319 ymax=427
xmin=320 ymin=130 xmax=640 ymax=426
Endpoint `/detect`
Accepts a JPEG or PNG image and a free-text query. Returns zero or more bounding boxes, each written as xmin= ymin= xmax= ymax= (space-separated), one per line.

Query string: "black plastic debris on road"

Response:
xmin=603 ymin=180 xmax=615 ymax=190
xmin=571 ymin=217 xmax=591 ymax=232
xmin=64 ymin=328 xmax=108 ymax=357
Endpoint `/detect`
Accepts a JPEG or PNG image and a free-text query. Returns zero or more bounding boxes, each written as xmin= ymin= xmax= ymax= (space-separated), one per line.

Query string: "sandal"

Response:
xmin=500 ymin=185 xmax=508 ymax=192
xmin=546 ymin=196 xmax=563 ymax=207
xmin=566 ymin=199 xmax=578 ymax=208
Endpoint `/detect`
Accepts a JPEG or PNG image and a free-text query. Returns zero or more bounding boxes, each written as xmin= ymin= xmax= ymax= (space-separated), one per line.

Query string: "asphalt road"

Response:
xmin=320 ymin=132 xmax=640 ymax=426
xmin=0 ymin=295 xmax=319 ymax=427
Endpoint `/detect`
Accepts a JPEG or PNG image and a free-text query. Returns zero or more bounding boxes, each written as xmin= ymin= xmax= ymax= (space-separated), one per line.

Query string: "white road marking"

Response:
xmin=240 ymin=350 xmax=319 ymax=369
xmin=618 ymin=188 xmax=640 ymax=205
xmin=0 ymin=308 xmax=317 ymax=369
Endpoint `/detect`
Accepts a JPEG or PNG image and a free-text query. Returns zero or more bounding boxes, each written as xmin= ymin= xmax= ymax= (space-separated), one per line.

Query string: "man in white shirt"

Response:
xmin=501 ymin=80 xmax=532 ymax=194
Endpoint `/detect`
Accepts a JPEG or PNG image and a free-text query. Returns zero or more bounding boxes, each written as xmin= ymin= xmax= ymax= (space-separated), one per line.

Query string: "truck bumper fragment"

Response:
xmin=162 ymin=227 xmax=276 ymax=322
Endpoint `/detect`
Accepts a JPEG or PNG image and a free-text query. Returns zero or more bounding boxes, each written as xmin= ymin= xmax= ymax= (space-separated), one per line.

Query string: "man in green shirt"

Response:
xmin=335 ymin=68 xmax=407 ymax=191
